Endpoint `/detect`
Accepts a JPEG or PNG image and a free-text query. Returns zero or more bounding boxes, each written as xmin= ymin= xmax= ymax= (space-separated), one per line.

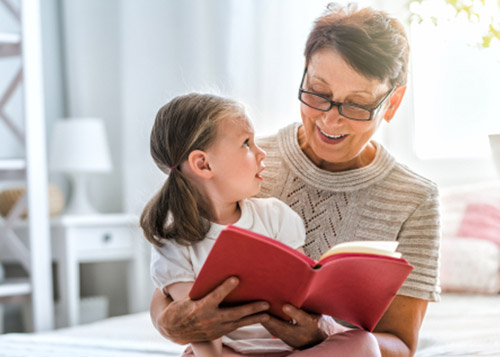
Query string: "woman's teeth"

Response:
xmin=320 ymin=128 xmax=346 ymax=139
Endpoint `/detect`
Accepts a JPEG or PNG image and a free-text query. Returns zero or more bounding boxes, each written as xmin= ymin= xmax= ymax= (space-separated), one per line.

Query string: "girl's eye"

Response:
xmin=243 ymin=138 xmax=250 ymax=148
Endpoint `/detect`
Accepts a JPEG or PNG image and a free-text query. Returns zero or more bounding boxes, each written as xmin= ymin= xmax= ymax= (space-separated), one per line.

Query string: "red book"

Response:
xmin=189 ymin=225 xmax=413 ymax=331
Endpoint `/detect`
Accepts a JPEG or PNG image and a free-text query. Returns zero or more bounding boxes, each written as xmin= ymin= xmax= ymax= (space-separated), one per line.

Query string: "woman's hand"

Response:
xmin=151 ymin=277 xmax=270 ymax=345
xmin=261 ymin=304 xmax=329 ymax=349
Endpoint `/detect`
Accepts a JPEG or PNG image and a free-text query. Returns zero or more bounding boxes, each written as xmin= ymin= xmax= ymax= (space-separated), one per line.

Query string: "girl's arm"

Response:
xmin=167 ymin=282 xmax=222 ymax=357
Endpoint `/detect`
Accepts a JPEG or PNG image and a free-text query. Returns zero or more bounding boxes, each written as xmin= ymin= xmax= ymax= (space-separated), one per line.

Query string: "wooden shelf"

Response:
xmin=0 ymin=278 xmax=31 ymax=298
xmin=0 ymin=32 xmax=21 ymax=58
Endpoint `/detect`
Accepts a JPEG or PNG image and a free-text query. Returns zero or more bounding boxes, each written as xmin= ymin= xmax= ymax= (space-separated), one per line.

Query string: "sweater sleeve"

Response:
xmin=397 ymin=186 xmax=441 ymax=302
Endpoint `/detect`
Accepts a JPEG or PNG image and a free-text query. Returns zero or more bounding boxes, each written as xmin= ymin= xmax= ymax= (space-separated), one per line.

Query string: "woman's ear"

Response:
xmin=187 ymin=150 xmax=213 ymax=178
xmin=384 ymin=86 xmax=407 ymax=123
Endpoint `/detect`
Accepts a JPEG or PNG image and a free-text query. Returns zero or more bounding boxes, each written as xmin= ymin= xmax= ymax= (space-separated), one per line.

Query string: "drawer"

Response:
xmin=68 ymin=226 xmax=134 ymax=252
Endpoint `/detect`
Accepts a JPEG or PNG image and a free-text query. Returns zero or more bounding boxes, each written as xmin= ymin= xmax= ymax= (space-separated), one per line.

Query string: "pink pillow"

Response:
xmin=457 ymin=203 xmax=500 ymax=245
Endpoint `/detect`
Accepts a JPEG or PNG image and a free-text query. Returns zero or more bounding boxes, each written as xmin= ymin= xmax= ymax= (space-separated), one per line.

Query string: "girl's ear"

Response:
xmin=187 ymin=150 xmax=213 ymax=178
xmin=384 ymin=85 xmax=407 ymax=123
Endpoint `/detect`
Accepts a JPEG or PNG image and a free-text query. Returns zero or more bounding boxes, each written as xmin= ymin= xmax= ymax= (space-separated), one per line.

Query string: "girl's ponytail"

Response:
xmin=140 ymin=178 xmax=171 ymax=247
xmin=140 ymin=169 xmax=209 ymax=246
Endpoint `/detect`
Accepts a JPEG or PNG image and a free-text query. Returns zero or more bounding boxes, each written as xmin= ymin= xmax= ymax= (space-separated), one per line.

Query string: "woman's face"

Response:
xmin=299 ymin=49 xmax=394 ymax=171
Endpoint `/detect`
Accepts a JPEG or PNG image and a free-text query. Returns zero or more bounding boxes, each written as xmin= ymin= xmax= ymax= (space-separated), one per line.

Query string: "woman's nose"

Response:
xmin=321 ymin=105 xmax=344 ymax=126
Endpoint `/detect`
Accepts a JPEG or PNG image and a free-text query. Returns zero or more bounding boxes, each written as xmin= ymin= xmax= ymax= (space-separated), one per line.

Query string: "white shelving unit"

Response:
xmin=0 ymin=0 xmax=54 ymax=332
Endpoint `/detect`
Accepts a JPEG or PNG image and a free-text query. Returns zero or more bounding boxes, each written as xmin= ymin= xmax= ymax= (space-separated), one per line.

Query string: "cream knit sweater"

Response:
xmin=257 ymin=123 xmax=441 ymax=301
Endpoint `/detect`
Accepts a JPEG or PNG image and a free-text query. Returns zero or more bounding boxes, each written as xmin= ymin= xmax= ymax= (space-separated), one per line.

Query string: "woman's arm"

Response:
xmin=150 ymin=277 xmax=270 ymax=345
xmin=373 ymin=295 xmax=428 ymax=356
xmin=371 ymin=188 xmax=437 ymax=356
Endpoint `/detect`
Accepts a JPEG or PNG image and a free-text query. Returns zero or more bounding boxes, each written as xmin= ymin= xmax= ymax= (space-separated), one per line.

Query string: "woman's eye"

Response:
xmin=310 ymin=89 xmax=331 ymax=98
xmin=307 ymin=84 xmax=330 ymax=97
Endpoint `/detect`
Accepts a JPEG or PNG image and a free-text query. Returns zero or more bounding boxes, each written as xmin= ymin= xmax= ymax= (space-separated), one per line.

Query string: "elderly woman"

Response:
xmin=149 ymin=3 xmax=440 ymax=356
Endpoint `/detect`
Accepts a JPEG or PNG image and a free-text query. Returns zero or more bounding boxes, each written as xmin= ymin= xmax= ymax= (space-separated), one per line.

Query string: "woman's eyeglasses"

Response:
xmin=298 ymin=67 xmax=395 ymax=121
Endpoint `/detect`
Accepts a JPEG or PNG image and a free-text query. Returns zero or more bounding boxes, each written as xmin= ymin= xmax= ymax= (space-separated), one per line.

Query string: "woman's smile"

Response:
xmin=317 ymin=126 xmax=348 ymax=144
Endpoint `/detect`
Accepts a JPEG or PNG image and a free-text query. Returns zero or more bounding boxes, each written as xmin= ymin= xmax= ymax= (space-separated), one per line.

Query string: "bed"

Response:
xmin=1 ymin=293 xmax=500 ymax=356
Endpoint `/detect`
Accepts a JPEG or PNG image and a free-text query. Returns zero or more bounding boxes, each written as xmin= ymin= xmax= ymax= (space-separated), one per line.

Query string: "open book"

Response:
xmin=189 ymin=225 xmax=413 ymax=331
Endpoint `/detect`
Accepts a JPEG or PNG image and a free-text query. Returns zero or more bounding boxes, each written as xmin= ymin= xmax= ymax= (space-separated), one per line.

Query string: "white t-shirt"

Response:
xmin=150 ymin=197 xmax=306 ymax=354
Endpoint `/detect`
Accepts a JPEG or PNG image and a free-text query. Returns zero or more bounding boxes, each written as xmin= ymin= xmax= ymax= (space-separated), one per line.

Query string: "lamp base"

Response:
xmin=65 ymin=173 xmax=98 ymax=215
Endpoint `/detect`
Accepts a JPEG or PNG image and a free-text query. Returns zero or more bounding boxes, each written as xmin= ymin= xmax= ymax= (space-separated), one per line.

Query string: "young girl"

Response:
xmin=140 ymin=93 xmax=306 ymax=356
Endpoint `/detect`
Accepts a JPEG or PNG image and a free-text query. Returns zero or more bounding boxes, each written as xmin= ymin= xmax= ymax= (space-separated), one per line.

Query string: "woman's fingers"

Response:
xmin=202 ymin=277 xmax=240 ymax=306
xmin=200 ymin=276 xmax=270 ymax=321
xmin=282 ymin=304 xmax=316 ymax=326
xmin=218 ymin=300 xmax=270 ymax=321
xmin=261 ymin=305 xmax=326 ymax=349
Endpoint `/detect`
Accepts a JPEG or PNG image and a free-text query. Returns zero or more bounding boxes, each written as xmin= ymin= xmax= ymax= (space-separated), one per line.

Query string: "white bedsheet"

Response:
xmin=416 ymin=294 xmax=500 ymax=356
xmin=0 ymin=312 xmax=186 ymax=357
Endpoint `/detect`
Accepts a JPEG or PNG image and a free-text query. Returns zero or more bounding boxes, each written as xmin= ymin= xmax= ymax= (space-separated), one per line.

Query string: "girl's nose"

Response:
xmin=256 ymin=145 xmax=266 ymax=161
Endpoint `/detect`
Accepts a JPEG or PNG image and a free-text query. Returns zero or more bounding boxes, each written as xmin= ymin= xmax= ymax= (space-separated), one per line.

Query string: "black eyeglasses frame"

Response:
xmin=298 ymin=67 xmax=396 ymax=121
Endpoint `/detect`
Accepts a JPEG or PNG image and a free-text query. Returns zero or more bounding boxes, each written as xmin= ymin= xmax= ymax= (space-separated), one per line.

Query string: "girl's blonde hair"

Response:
xmin=140 ymin=93 xmax=244 ymax=246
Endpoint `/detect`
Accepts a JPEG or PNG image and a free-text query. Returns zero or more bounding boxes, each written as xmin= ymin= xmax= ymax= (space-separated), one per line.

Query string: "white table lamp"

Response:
xmin=50 ymin=118 xmax=112 ymax=215
xmin=489 ymin=133 xmax=500 ymax=177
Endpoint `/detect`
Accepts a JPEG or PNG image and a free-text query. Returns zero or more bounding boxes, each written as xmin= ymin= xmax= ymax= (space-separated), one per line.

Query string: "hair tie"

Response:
xmin=169 ymin=166 xmax=177 ymax=172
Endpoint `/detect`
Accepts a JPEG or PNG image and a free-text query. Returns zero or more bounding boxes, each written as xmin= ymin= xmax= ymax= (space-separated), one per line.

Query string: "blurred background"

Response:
xmin=1 ymin=0 xmax=499 ymax=333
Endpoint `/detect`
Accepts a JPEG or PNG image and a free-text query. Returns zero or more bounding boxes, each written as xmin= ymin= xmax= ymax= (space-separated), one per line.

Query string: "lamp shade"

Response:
xmin=50 ymin=118 xmax=112 ymax=173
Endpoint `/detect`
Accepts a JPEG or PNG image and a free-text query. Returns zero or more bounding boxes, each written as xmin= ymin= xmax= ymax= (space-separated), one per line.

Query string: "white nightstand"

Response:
xmin=50 ymin=214 xmax=147 ymax=327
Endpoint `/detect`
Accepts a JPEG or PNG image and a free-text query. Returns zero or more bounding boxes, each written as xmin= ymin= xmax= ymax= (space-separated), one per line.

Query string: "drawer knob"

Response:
xmin=102 ymin=233 xmax=112 ymax=243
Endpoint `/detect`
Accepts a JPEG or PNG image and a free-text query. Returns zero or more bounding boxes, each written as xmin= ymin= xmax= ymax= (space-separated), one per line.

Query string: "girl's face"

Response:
xmin=299 ymin=49 xmax=394 ymax=171
xmin=205 ymin=114 xmax=266 ymax=204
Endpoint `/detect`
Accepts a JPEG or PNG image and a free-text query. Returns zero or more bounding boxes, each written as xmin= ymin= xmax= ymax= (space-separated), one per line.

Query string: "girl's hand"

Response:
xmin=261 ymin=305 xmax=333 ymax=349
xmin=151 ymin=277 xmax=270 ymax=345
